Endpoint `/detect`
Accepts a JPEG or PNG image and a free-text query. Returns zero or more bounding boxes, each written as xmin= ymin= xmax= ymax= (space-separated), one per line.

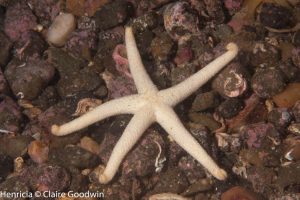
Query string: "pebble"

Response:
xmin=178 ymin=155 xmax=206 ymax=184
xmin=122 ymin=129 xmax=165 ymax=178
xmin=94 ymin=1 xmax=131 ymax=30
xmin=171 ymin=64 xmax=195 ymax=86
xmin=212 ymin=62 xmax=249 ymax=98
xmin=188 ymin=112 xmax=221 ymax=131
xmin=4 ymin=0 xmax=37 ymax=42
xmin=47 ymin=13 xmax=76 ymax=46
xmin=66 ymin=0 xmax=108 ymax=17
xmin=0 ymin=154 xmax=13 ymax=183
xmin=0 ymin=31 xmax=12 ymax=66
xmin=291 ymin=46 xmax=300 ymax=68
xmin=48 ymin=145 xmax=100 ymax=170
xmin=278 ymin=59 xmax=298 ymax=81
xmin=0 ymin=95 xmax=23 ymax=133
xmin=217 ymin=98 xmax=244 ymax=119
xmin=203 ymin=0 xmax=226 ymax=24
xmin=268 ymin=108 xmax=292 ymax=128
xmin=221 ymin=186 xmax=259 ymax=200
xmin=151 ymin=32 xmax=175 ymax=63
xmin=251 ymin=68 xmax=286 ymax=98
xmin=163 ymin=1 xmax=201 ymax=40
xmin=129 ymin=11 xmax=158 ymax=32
xmin=191 ymin=91 xmax=220 ymax=112
xmin=292 ymin=100 xmax=300 ymax=122
xmin=27 ymin=140 xmax=49 ymax=164
xmin=258 ymin=2 xmax=295 ymax=29
xmin=277 ymin=161 xmax=300 ymax=189
xmin=0 ymin=176 xmax=29 ymax=200
xmin=250 ymin=42 xmax=281 ymax=67
xmin=273 ymin=83 xmax=300 ymax=107
xmin=4 ymin=57 xmax=55 ymax=100
xmin=22 ymin=164 xmax=70 ymax=191
xmin=0 ymin=135 xmax=33 ymax=158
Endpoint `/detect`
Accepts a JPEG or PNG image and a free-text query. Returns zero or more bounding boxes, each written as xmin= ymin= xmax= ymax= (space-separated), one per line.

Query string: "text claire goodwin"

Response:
xmin=0 ymin=190 xmax=105 ymax=198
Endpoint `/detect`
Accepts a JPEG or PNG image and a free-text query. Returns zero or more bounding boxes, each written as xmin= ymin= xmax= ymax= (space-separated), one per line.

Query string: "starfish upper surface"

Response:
xmin=51 ymin=27 xmax=238 ymax=184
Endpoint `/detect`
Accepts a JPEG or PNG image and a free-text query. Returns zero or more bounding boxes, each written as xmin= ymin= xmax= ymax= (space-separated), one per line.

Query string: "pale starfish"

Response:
xmin=51 ymin=27 xmax=238 ymax=184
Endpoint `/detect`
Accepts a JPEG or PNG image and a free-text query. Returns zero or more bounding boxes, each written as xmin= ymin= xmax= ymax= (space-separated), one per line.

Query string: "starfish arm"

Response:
xmin=159 ymin=43 xmax=238 ymax=106
xmin=51 ymin=95 xmax=142 ymax=136
xmin=125 ymin=27 xmax=158 ymax=94
xmin=156 ymin=105 xmax=227 ymax=180
xmin=99 ymin=107 xmax=155 ymax=184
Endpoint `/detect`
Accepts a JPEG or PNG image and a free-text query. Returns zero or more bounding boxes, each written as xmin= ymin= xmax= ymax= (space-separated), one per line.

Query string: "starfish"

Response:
xmin=51 ymin=27 xmax=238 ymax=184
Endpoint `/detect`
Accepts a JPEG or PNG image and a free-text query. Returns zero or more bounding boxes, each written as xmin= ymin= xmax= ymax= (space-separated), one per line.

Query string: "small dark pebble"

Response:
xmin=247 ymin=166 xmax=275 ymax=194
xmin=0 ymin=31 xmax=12 ymax=66
xmin=21 ymin=164 xmax=70 ymax=191
xmin=48 ymin=145 xmax=100 ymax=170
xmin=94 ymin=0 xmax=132 ymax=30
xmin=68 ymin=167 xmax=89 ymax=192
xmin=0 ymin=154 xmax=13 ymax=183
xmin=122 ymin=129 xmax=165 ymax=178
xmin=277 ymin=161 xmax=300 ymax=189
xmin=5 ymin=57 xmax=55 ymax=100
xmin=151 ymin=168 xmax=189 ymax=194
xmin=32 ymin=86 xmax=60 ymax=111
xmin=150 ymin=32 xmax=175 ymax=63
xmin=95 ymin=26 xmax=124 ymax=73
xmin=188 ymin=112 xmax=221 ymax=131
xmin=278 ymin=59 xmax=299 ymax=81
xmin=14 ymin=30 xmax=47 ymax=60
xmin=217 ymin=98 xmax=244 ymax=119
xmin=178 ymin=155 xmax=206 ymax=184
xmin=0 ymin=135 xmax=33 ymax=158
xmin=163 ymin=1 xmax=201 ymax=40
xmin=203 ymin=0 xmax=226 ymax=24
xmin=129 ymin=11 xmax=159 ymax=32
xmin=258 ymin=2 xmax=295 ymax=29
xmin=212 ymin=62 xmax=249 ymax=98
xmin=171 ymin=64 xmax=195 ymax=85
xmin=4 ymin=0 xmax=37 ymax=42
xmin=292 ymin=100 xmax=300 ymax=122
xmin=191 ymin=91 xmax=220 ymax=112
xmin=251 ymin=68 xmax=286 ymax=98
xmin=268 ymin=108 xmax=292 ymax=128
xmin=0 ymin=95 xmax=22 ymax=133
xmin=0 ymin=176 xmax=29 ymax=200
xmin=291 ymin=46 xmax=300 ymax=69
xmin=292 ymin=30 xmax=300 ymax=46
xmin=250 ymin=42 xmax=281 ymax=67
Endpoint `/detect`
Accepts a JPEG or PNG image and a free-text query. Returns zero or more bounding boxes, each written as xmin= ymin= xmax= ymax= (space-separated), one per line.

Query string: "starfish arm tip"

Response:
xmin=99 ymin=173 xmax=110 ymax=184
xmin=51 ymin=124 xmax=60 ymax=135
xmin=226 ymin=42 xmax=238 ymax=52
xmin=215 ymin=168 xmax=228 ymax=181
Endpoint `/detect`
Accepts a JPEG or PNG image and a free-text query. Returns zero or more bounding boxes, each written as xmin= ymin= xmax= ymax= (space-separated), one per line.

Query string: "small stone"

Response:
xmin=203 ymin=0 xmax=226 ymax=24
xmin=47 ymin=13 xmax=76 ymax=46
xmin=258 ymin=2 xmax=295 ymax=29
xmin=277 ymin=161 xmax=300 ymax=189
xmin=178 ymin=156 xmax=206 ymax=184
xmin=49 ymin=145 xmax=100 ymax=170
xmin=217 ymin=98 xmax=244 ymax=119
xmin=150 ymin=32 xmax=175 ymax=63
xmin=94 ymin=1 xmax=131 ymax=30
xmin=0 ymin=176 xmax=29 ymax=200
xmin=251 ymin=68 xmax=286 ymax=98
xmin=79 ymin=136 xmax=101 ymax=155
xmin=224 ymin=0 xmax=244 ymax=15
xmin=188 ymin=112 xmax=221 ymax=131
xmin=4 ymin=1 xmax=37 ymax=42
xmin=182 ymin=178 xmax=213 ymax=196
xmin=129 ymin=11 xmax=158 ymax=32
xmin=250 ymin=42 xmax=281 ymax=67
xmin=292 ymin=100 xmax=300 ymax=122
xmin=0 ymin=31 xmax=12 ymax=66
xmin=278 ymin=59 xmax=298 ymax=81
xmin=122 ymin=129 xmax=165 ymax=177
xmin=171 ymin=64 xmax=195 ymax=86
xmin=22 ymin=164 xmax=70 ymax=191
xmin=27 ymin=0 xmax=62 ymax=26
xmin=163 ymin=1 xmax=201 ymax=40
xmin=221 ymin=186 xmax=260 ymax=200
xmin=0 ymin=95 xmax=23 ymax=133
xmin=247 ymin=166 xmax=275 ymax=194
xmin=0 ymin=154 xmax=13 ymax=183
xmin=151 ymin=168 xmax=189 ymax=194
xmin=14 ymin=30 xmax=47 ymax=60
xmin=66 ymin=0 xmax=109 ymax=17
xmin=27 ymin=140 xmax=49 ymax=164
xmin=240 ymin=122 xmax=280 ymax=149
xmin=174 ymin=45 xmax=193 ymax=66
xmin=292 ymin=46 xmax=300 ymax=69
xmin=191 ymin=91 xmax=220 ymax=112
xmin=0 ymin=135 xmax=33 ymax=158
xmin=212 ymin=62 xmax=249 ymax=98
xmin=5 ymin=57 xmax=55 ymax=100
xmin=273 ymin=83 xmax=300 ymax=107
xmin=268 ymin=108 xmax=292 ymax=128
